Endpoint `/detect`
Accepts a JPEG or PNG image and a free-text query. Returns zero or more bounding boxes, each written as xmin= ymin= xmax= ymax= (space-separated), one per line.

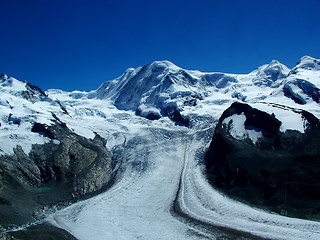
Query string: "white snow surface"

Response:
xmin=1 ymin=57 xmax=320 ymax=239
xmin=0 ymin=75 xmax=62 ymax=155
xmin=223 ymin=113 xmax=248 ymax=139
xmin=222 ymin=113 xmax=263 ymax=144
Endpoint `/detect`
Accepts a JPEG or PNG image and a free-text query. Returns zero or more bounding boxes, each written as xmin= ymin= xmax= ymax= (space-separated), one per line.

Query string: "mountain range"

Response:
xmin=0 ymin=56 xmax=320 ymax=239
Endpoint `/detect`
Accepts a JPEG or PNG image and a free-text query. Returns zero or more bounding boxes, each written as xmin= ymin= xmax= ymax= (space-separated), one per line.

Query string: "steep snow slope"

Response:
xmin=1 ymin=56 xmax=320 ymax=239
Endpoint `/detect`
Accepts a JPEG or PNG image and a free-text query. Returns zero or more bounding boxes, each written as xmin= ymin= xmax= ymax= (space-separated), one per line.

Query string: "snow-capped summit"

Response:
xmin=90 ymin=60 xmax=181 ymax=101
xmin=268 ymin=56 xmax=320 ymax=105
xmin=294 ymin=55 xmax=320 ymax=71
xmin=89 ymin=60 xmax=245 ymax=124
xmin=0 ymin=74 xmax=23 ymax=89
xmin=0 ymin=74 xmax=48 ymax=103
xmin=147 ymin=60 xmax=181 ymax=72
xmin=88 ymin=60 xmax=209 ymax=123
xmin=252 ymin=59 xmax=290 ymax=87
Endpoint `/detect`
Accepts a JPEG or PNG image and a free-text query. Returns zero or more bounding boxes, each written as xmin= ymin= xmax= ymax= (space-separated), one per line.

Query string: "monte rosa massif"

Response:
xmin=0 ymin=56 xmax=320 ymax=240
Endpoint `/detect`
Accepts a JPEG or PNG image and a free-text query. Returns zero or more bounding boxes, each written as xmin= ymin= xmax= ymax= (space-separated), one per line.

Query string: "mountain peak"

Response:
xmin=295 ymin=55 xmax=320 ymax=70
xmin=252 ymin=59 xmax=289 ymax=87
xmin=266 ymin=59 xmax=290 ymax=73
xmin=147 ymin=60 xmax=181 ymax=72
xmin=269 ymin=59 xmax=281 ymax=65
xmin=299 ymin=55 xmax=316 ymax=62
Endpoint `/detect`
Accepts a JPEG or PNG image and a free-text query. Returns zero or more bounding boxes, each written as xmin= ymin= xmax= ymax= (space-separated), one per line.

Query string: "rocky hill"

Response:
xmin=206 ymin=102 xmax=320 ymax=219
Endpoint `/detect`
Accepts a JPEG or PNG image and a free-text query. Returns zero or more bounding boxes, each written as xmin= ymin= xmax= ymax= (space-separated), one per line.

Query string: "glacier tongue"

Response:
xmin=48 ymin=128 xmax=195 ymax=240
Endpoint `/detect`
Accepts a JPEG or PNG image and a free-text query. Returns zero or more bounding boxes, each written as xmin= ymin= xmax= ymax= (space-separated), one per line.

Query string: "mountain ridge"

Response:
xmin=85 ymin=56 xmax=320 ymax=125
xmin=1 ymin=56 xmax=320 ymax=129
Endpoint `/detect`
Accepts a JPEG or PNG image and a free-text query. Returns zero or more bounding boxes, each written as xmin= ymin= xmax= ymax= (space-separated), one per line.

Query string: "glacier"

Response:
xmin=1 ymin=57 xmax=320 ymax=239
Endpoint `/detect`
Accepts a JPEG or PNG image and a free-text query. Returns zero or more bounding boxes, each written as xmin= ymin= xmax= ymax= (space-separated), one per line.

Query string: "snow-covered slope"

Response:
xmin=1 ymin=56 xmax=320 ymax=239
xmin=0 ymin=74 xmax=66 ymax=155
xmin=268 ymin=56 xmax=320 ymax=106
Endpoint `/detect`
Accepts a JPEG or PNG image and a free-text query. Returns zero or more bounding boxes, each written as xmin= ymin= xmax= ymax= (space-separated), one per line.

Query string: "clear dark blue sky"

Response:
xmin=1 ymin=0 xmax=319 ymax=91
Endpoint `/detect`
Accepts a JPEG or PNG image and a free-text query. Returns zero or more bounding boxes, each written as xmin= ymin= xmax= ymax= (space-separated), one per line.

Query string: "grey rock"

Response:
xmin=0 ymin=117 xmax=113 ymax=226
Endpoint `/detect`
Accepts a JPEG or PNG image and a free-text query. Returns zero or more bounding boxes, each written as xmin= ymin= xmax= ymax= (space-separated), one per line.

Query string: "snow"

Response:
xmin=247 ymin=129 xmax=263 ymax=143
xmin=179 ymin=139 xmax=320 ymax=240
xmin=222 ymin=113 xmax=263 ymax=144
xmin=253 ymin=102 xmax=306 ymax=133
xmin=295 ymin=56 xmax=320 ymax=71
xmin=0 ymin=77 xmax=59 ymax=155
xmin=222 ymin=113 xmax=247 ymax=139
xmin=81 ymin=57 xmax=320 ymax=128
xmin=43 ymin=95 xmax=320 ymax=239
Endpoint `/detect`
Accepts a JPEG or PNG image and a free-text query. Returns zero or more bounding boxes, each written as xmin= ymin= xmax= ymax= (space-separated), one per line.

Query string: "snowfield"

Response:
xmin=1 ymin=57 xmax=320 ymax=239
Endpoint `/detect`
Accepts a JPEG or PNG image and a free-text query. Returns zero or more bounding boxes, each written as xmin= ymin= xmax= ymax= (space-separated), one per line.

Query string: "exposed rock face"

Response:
xmin=22 ymin=81 xmax=48 ymax=103
xmin=30 ymin=118 xmax=112 ymax=196
xmin=206 ymin=102 xmax=320 ymax=218
xmin=0 ymin=116 xmax=112 ymax=226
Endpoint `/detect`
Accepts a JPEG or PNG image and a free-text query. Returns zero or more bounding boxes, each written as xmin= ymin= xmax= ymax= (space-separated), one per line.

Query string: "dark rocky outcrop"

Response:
xmin=167 ymin=109 xmax=190 ymax=127
xmin=0 ymin=115 xmax=113 ymax=227
xmin=206 ymin=102 xmax=320 ymax=219
xmin=21 ymin=81 xmax=49 ymax=103
xmin=283 ymin=84 xmax=307 ymax=104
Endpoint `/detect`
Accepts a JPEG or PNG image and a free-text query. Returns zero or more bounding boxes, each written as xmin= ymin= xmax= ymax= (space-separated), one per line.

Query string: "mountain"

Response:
xmin=0 ymin=57 xmax=320 ymax=240
xmin=0 ymin=74 xmax=113 ymax=229
xmin=86 ymin=57 xmax=319 ymax=126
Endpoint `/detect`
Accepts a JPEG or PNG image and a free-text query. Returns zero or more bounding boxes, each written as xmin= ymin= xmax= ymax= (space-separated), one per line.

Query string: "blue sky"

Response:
xmin=1 ymin=0 xmax=319 ymax=91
